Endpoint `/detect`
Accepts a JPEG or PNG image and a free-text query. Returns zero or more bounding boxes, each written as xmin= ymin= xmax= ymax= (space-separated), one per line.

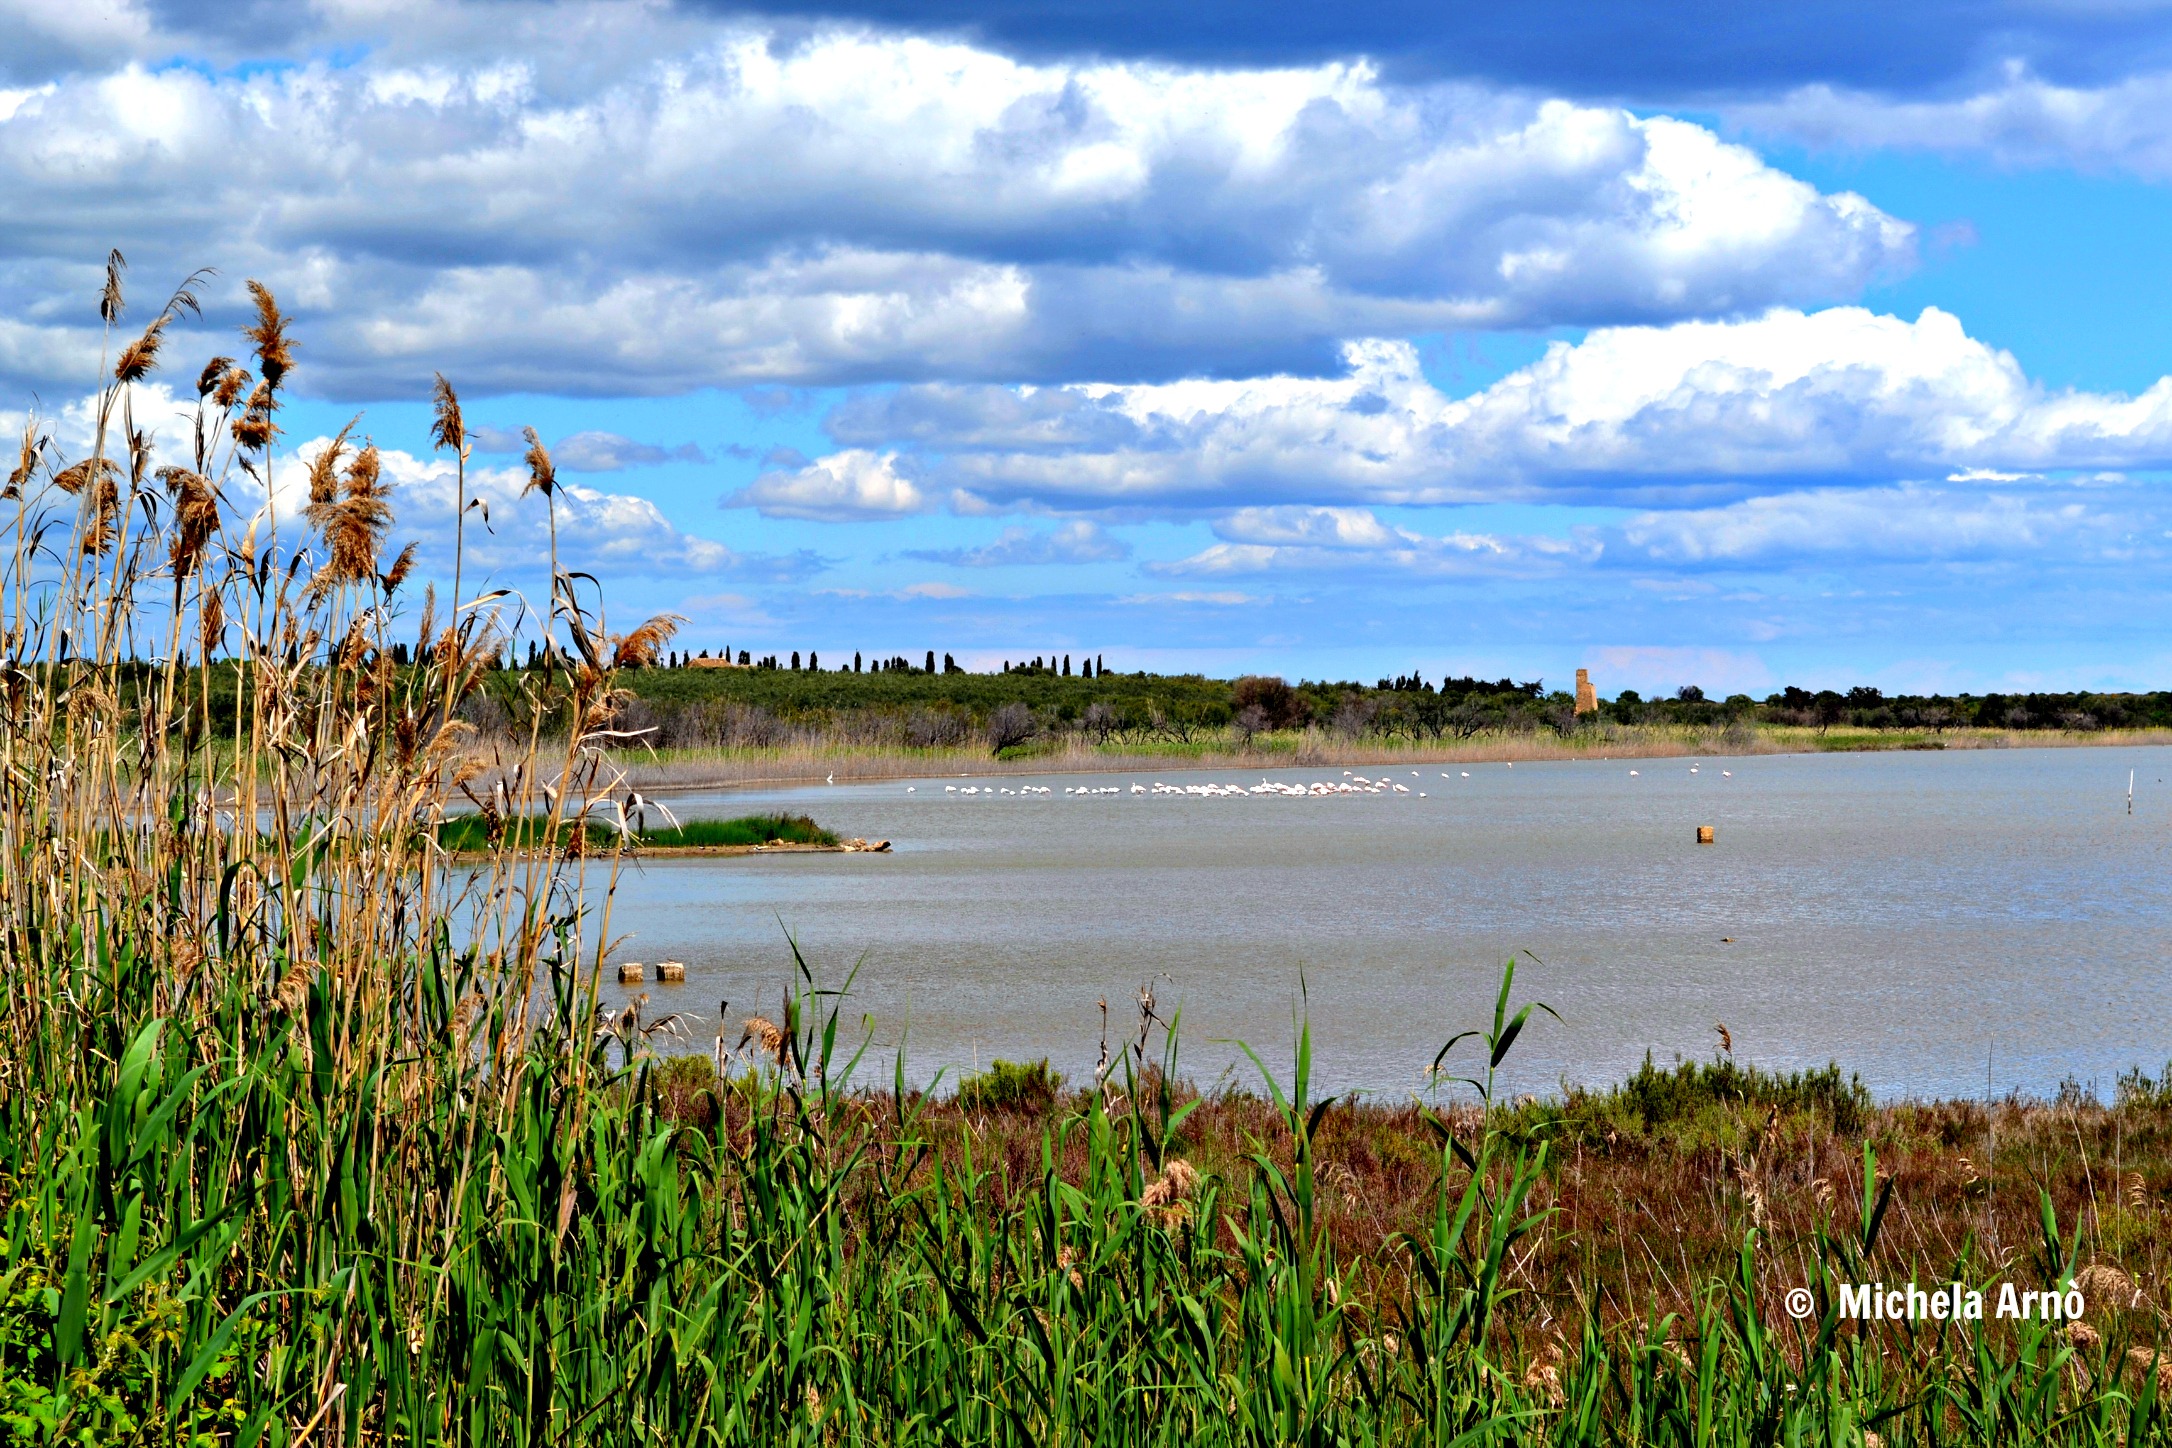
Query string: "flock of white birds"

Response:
xmin=903 ymin=764 xmax=1735 ymax=798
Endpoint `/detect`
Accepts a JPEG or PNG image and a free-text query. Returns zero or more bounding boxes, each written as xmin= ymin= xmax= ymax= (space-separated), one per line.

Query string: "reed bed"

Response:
xmin=0 ymin=258 xmax=2167 ymax=1443
xmin=433 ymin=810 xmax=836 ymax=854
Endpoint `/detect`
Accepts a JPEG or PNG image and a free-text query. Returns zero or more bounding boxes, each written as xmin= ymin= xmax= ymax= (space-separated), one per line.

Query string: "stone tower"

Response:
xmin=1574 ymin=667 xmax=1597 ymax=715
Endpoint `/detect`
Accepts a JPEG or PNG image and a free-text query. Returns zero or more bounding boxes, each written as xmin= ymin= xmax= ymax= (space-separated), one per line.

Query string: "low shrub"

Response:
xmin=958 ymin=1057 xmax=1062 ymax=1113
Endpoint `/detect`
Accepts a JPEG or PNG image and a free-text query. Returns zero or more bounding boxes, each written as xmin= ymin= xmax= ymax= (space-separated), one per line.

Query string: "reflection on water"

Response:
xmin=584 ymin=747 xmax=2172 ymax=1101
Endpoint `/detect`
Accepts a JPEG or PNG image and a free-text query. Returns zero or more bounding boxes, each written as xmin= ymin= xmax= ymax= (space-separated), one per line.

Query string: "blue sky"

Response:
xmin=8 ymin=1 xmax=2172 ymax=693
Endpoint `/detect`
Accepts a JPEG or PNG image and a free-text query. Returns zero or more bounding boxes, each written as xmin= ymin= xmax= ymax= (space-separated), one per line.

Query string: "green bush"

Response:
xmin=957 ymin=1057 xmax=1061 ymax=1113
xmin=1554 ymin=1052 xmax=1870 ymax=1139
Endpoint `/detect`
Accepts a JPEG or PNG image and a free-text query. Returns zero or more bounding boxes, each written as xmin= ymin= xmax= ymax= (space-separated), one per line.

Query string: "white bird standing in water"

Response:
xmin=827 ymin=773 xmax=834 ymax=784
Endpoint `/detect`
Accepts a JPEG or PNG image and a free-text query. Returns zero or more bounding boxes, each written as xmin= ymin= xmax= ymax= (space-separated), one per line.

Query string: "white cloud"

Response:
xmin=906 ymin=519 xmax=1130 ymax=566
xmin=836 ymin=306 xmax=2172 ymax=512
xmin=0 ymin=0 xmax=150 ymax=84
xmin=1115 ymin=590 xmax=1264 ymax=606
xmin=1213 ymin=505 xmax=1410 ymax=550
xmin=0 ymin=15 xmax=1912 ymax=395
xmin=1732 ymin=62 xmax=2172 ymax=179
xmin=728 ymin=449 xmax=930 ymax=521
xmin=1614 ymin=484 xmax=2108 ymax=563
xmin=1148 ymin=504 xmax=1560 ymax=575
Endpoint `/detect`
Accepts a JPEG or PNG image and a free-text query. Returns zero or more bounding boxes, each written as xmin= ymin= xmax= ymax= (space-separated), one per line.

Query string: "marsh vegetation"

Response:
xmin=1 ymin=257 xmax=2168 ymax=1443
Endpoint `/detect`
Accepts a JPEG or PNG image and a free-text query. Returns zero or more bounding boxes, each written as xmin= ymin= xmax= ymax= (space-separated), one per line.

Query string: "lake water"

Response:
xmin=584 ymin=746 xmax=2172 ymax=1102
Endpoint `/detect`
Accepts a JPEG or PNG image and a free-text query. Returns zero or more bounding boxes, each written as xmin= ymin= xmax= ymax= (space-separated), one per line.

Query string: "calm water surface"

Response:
xmin=587 ymin=746 xmax=2172 ymax=1101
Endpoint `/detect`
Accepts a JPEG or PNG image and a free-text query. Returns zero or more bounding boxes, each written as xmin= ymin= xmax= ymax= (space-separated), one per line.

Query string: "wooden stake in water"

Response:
xmin=2130 ymin=769 xmax=2136 ymax=816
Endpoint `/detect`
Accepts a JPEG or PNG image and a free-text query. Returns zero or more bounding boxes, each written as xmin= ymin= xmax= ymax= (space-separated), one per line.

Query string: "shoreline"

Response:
xmin=594 ymin=724 xmax=2172 ymax=795
xmin=445 ymin=837 xmax=892 ymax=863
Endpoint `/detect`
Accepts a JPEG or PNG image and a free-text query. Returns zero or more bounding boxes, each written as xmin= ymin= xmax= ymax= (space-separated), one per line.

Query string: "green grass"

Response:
xmin=434 ymin=809 xmax=836 ymax=851
xmin=12 ymin=945 xmax=2170 ymax=1445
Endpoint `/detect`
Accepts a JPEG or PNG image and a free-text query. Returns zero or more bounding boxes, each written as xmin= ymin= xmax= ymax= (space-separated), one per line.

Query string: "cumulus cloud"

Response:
xmin=906 ymin=520 xmax=1130 ymax=566
xmin=823 ymin=306 xmax=2172 ymax=512
xmin=0 ymin=13 xmax=1912 ymax=396
xmin=1613 ymin=484 xmax=2112 ymax=564
xmin=728 ymin=449 xmax=931 ymax=520
xmin=1732 ymin=63 xmax=2172 ymax=179
xmin=1149 ymin=505 xmax=1582 ymax=575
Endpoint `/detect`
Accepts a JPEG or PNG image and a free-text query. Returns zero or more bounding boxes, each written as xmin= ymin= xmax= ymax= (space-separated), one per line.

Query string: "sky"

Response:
xmin=8 ymin=2 xmax=2172 ymax=692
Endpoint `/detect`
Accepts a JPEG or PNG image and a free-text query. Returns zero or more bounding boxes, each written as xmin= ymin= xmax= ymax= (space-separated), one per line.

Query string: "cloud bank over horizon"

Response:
xmin=783 ymin=303 xmax=2172 ymax=518
xmin=0 ymin=14 xmax=1914 ymax=400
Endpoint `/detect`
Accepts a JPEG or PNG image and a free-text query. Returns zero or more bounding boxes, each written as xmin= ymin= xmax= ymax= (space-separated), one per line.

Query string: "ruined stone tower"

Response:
xmin=1574 ymin=667 xmax=1597 ymax=715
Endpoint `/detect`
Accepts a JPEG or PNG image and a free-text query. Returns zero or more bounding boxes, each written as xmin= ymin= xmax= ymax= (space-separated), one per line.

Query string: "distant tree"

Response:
xmin=926 ymin=649 xmax=936 ymax=674
xmin=944 ymin=652 xmax=958 ymax=673
xmin=854 ymin=652 xmax=862 ymax=672
xmin=1676 ymin=684 xmax=1705 ymax=702
xmin=986 ymin=702 xmax=1036 ymax=755
xmin=526 ymin=640 xmax=539 ymax=669
xmin=738 ymin=650 xmax=750 ymax=666
xmin=1062 ymin=654 xmax=1071 ymax=676
xmin=1082 ymin=700 xmax=1119 ymax=743
xmin=791 ymin=651 xmax=801 ymax=670
xmin=1232 ymin=675 xmax=1308 ymax=730
xmin=810 ymin=651 xmax=819 ymax=670
xmin=1096 ymin=654 xmax=1105 ymax=675
xmin=1233 ymin=703 xmax=1269 ymax=747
